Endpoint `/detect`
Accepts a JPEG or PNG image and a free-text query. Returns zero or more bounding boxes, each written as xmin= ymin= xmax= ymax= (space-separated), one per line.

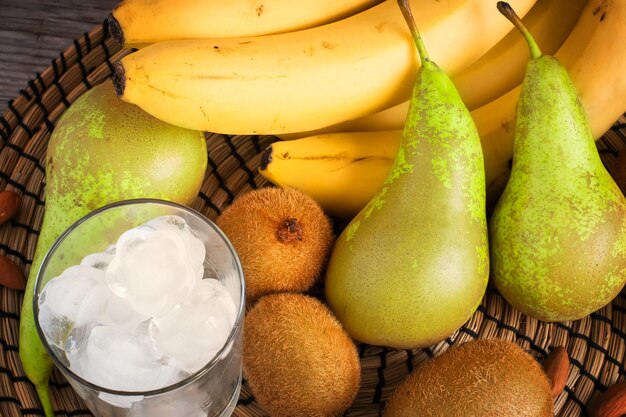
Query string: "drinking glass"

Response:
xmin=33 ymin=199 xmax=245 ymax=417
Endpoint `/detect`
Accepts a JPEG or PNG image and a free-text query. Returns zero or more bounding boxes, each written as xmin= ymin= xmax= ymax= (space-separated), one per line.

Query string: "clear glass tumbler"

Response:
xmin=33 ymin=199 xmax=245 ymax=417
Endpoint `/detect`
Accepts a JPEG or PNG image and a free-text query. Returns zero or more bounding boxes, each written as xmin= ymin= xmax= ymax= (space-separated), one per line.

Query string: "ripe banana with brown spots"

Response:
xmin=108 ymin=0 xmax=384 ymax=47
xmin=259 ymin=131 xmax=399 ymax=218
xmin=113 ymin=0 xmax=537 ymax=134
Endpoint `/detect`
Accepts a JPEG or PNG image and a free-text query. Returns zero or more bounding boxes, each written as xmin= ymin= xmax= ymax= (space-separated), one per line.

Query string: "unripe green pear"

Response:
xmin=489 ymin=2 xmax=626 ymax=322
xmin=18 ymin=81 xmax=207 ymax=416
xmin=324 ymin=0 xmax=488 ymax=349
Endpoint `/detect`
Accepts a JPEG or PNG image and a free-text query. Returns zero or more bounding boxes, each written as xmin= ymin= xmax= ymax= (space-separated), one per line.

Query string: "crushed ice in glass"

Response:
xmin=38 ymin=215 xmax=237 ymax=392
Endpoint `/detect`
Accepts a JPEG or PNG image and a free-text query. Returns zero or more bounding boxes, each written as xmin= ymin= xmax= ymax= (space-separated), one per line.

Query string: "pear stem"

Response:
xmin=497 ymin=1 xmax=542 ymax=59
xmin=35 ymin=383 xmax=54 ymax=417
xmin=396 ymin=0 xmax=431 ymax=66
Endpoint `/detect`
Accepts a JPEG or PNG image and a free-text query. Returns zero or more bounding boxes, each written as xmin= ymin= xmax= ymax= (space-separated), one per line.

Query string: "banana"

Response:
xmin=264 ymin=0 xmax=626 ymax=218
xmin=113 ymin=0 xmax=538 ymax=135
xmin=276 ymin=101 xmax=409 ymax=141
xmin=108 ymin=0 xmax=384 ymax=48
xmin=277 ymin=0 xmax=588 ymax=140
xmin=260 ymin=131 xmax=399 ymax=218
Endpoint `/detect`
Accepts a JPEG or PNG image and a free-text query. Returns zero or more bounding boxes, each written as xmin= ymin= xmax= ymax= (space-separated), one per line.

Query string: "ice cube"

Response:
xmin=98 ymin=292 xmax=149 ymax=334
xmin=149 ymin=279 xmax=238 ymax=373
xmin=106 ymin=227 xmax=198 ymax=317
xmin=64 ymin=283 xmax=111 ymax=355
xmin=76 ymin=281 xmax=110 ymax=327
xmin=64 ymin=324 xmax=92 ymax=356
xmin=80 ymin=250 xmax=114 ymax=271
xmin=134 ymin=319 xmax=151 ymax=338
xmin=38 ymin=265 xmax=107 ymax=350
xmin=69 ymin=325 xmax=182 ymax=392
xmin=146 ymin=215 xmax=206 ymax=271
xmin=97 ymin=392 xmax=144 ymax=409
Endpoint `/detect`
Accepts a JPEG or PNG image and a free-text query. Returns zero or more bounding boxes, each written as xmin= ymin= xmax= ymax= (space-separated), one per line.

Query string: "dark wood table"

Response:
xmin=0 ymin=0 xmax=119 ymax=115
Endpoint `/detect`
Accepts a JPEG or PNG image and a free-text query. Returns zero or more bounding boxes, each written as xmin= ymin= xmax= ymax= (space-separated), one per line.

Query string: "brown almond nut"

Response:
xmin=542 ymin=346 xmax=569 ymax=398
xmin=0 ymin=254 xmax=26 ymax=290
xmin=589 ymin=383 xmax=626 ymax=417
xmin=0 ymin=190 xmax=20 ymax=225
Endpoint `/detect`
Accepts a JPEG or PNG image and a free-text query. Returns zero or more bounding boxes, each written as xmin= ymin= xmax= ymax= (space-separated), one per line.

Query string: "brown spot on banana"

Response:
xmin=199 ymin=107 xmax=209 ymax=123
xmin=259 ymin=145 xmax=393 ymax=171
xmin=260 ymin=146 xmax=273 ymax=170
xmin=275 ymin=153 xmax=392 ymax=162
xmin=144 ymin=83 xmax=185 ymax=99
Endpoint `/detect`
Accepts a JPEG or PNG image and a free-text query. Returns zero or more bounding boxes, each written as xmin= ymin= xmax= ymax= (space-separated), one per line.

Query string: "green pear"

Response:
xmin=489 ymin=2 xmax=626 ymax=322
xmin=324 ymin=0 xmax=489 ymax=349
xmin=18 ymin=81 xmax=207 ymax=416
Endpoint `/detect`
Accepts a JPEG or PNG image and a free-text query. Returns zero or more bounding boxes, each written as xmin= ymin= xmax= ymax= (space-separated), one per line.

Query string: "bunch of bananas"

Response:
xmin=110 ymin=0 xmax=626 ymax=218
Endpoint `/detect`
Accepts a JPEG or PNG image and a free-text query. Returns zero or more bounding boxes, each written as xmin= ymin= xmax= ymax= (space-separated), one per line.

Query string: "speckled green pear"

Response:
xmin=18 ymin=81 xmax=207 ymax=416
xmin=489 ymin=3 xmax=626 ymax=322
xmin=324 ymin=0 xmax=489 ymax=349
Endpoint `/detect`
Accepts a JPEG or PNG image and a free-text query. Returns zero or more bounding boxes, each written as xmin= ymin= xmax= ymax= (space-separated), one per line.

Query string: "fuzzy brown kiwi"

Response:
xmin=243 ymin=293 xmax=361 ymax=417
xmin=384 ymin=339 xmax=554 ymax=417
xmin=216 ymin=187 xmax=333 ymax=302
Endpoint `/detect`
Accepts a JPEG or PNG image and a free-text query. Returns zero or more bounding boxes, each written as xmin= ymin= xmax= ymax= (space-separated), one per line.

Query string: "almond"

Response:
xmin=0 ymin=254 xmax=26 ymax=290
xmin=0 ymin=190 xmax=20 ymax=225
xmin=589 ymin=383 xmax=626 ymax=417
xmin=542 ymin=346 xmax=569 ymax=398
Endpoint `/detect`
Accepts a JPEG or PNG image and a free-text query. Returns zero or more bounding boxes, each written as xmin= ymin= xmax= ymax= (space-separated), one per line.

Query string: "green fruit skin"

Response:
xmin=489 ymin=57 xmax=626 ymax=322
xmin=18 ymin=81 xmax=207 ymax=415
xmin=325 ymin=61 xmax=489 ymax=349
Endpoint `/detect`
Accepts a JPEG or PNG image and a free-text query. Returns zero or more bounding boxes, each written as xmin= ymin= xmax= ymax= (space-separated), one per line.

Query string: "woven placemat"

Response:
xmin=1 ymin=22 xmax=626 ymax=417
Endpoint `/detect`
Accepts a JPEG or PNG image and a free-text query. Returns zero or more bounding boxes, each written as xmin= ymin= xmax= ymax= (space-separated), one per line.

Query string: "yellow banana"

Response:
xmin=264 ymin=0 xmax=626 ymax=218
xmin=260 ymin=131 xmax=399 ymax=218
xmin=114 ymin=0 xmax=537 ymax=135
xmin=108 ymin=0 xmax=384 ymax=48
xmin=276 ymin=101 xmax=409 ymax=141
xmin=277 ymin=0 xmax=588 ymax=140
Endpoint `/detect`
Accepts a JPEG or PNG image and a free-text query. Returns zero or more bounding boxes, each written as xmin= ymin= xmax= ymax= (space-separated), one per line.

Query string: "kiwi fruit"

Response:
xmin=243 ymin=293 xmax=361 ymax=417
xmin=384 ymin=339 xmax=553 ymax=417
xmin=216 ymin=187 xmax=333 ymax=301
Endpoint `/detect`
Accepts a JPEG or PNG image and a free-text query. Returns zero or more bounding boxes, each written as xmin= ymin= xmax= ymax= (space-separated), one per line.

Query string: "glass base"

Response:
xmin=211 ymin=377 xmax=241 ymax=417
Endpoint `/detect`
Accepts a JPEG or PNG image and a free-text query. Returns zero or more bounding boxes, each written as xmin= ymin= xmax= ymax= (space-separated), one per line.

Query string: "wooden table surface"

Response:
xmin=0 ymin=0 xmax=119 ymax=116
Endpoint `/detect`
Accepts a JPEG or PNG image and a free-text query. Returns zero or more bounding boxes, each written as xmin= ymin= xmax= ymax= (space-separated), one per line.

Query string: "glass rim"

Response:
xmin=33 ymin=197 xmax=246 ymax=397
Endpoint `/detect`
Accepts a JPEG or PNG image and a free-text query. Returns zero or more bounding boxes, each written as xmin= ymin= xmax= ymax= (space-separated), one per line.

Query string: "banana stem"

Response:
xmin=396 ymin=0 xmax=431 ymax=66
xmin=497 ymin=1 xmax=542 ymax=59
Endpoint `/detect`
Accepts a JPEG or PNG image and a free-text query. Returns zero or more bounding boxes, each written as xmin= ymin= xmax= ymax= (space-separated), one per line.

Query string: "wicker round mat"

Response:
xmin=1 ymin=22 xmax=626 ymax=417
